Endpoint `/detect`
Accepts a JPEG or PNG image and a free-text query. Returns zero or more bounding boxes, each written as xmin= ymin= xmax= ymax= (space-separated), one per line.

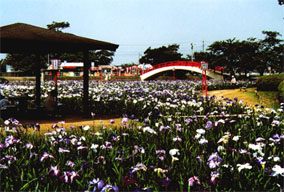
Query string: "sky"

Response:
xmin=0 ymin=0 xmax=283 ymax=66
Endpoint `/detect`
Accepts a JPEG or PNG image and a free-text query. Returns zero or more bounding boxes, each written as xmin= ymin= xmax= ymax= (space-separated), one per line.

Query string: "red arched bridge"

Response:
xmin=140 ymin=61 xmax=224 ymax=81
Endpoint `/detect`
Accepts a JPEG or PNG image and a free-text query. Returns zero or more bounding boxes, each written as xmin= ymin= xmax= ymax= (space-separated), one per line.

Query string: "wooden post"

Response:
xmin=202 ymin=70 xmax=204 ymax=93
xmin=35 ymin=54 xmax=41 ymax=108
xmin=54 ymin=70 xmax=58 ymax=103
xmin=205 ymin=70 xmax=207 ymax=96
xmin=83 ymin=50 xmax=90 ymax=116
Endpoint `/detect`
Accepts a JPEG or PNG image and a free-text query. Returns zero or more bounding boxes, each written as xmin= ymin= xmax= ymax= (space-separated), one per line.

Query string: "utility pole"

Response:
xmin=138 ymin=53 xmax=141 ymax=64
xmin=202 ymin=41 xmax=205 ymax=52
xmin=191 ymin=43 xmax=194 ymax=61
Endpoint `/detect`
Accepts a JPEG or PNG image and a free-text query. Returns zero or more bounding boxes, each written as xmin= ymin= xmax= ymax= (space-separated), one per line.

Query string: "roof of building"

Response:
xmin=0 ymin=23 xmax=119 ymax=53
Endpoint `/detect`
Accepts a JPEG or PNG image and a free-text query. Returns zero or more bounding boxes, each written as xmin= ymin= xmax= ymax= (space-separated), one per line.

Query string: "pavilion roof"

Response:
xmin=0 ymin=23 xmax=119 ymax=53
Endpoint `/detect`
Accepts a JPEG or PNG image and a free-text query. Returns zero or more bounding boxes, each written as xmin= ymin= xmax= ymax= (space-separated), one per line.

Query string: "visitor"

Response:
xmin=0 ymin=90 xmax=8 ymax=109
xmin=44 ymin=90 xmax=57 ymax=117
xmin=231 ymin=75 xmax=237 ymax=88
xmin=0 ymin=97 xmax=8 ymax=110
xmin=231 ymin=75 xmax=236 ymax=84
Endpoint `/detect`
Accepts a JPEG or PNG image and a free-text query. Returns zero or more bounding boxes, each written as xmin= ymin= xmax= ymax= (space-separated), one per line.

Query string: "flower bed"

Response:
xmin=0 ymin=80 xmax=283 ymax=191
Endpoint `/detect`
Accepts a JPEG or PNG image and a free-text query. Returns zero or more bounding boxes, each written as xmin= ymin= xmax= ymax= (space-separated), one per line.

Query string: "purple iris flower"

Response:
xmin=188 ymin=176 xmax=200 ymax=187
xmin=130 ymin=114 xmax=135 ymax=120
xmin=60 ymin=171 xmax=78 ymax=184
xmin=4 ymin=155 xmax=17 ymax=164
xmin=5 ymin=135 xmax=18 ymax=148
xmin=52 ymin=123 xmax=58 ymax=129
xmin=110 ymin=119 xmax=115 ymax=124
xmin=101 ymin=184 xmax=118 ymax=192
xmin=66 ymin=160 xmax=75 ymax=168
xmin=208 ymin=152 xmax=222 ymax=162
xmin=88 ymin=178 xmax=104 ymax=191
xmin=185 ymin=118 xmax=193 ymax=125
xmin=205 ymin=121 xmax=212 ymax=130
xmin=48 ymin=165 xmax=60 ymax=176
xmin=58 ymin=148 xmax=70 ymax=153
xmin=160 ymin=177 xmax=171 ymax=189
xmin=272 ymin=134 xmax=280 ymax=140
xmin=175 ymin=123 xmax=182 ymax=131
xmin=196 ymin=155 xmax=202 ymax=163
xmin=0 ymin=164 xmax=8 ymax=169
xmin=156 ymin=149 xmax=166 ymax=155
xmin=40 ymin=152 xmax=54 ymax=162
xmin=29 ymin=152 xmax=38 ymax=159
xmin=207 ymin=152 xmax=222 ymax=169
xmin=210 ymin=170 xmax=219 ymax=185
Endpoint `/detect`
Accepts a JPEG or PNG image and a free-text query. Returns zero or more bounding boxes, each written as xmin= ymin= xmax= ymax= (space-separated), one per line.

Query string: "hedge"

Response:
xmin=256 ymin=74 xmax=284 ymax=91
xmin=278 ymin=80 xmax=284 ymax=103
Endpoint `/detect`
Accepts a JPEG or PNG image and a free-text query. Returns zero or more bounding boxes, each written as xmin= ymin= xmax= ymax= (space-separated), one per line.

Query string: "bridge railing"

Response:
xmin=141 ymin=61 xmax=201 ymax=74
xmin=215 ymin=66 xmax=225 ymax=73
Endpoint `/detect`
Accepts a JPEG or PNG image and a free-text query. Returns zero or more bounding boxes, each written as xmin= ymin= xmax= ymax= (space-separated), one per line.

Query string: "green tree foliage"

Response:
xmin=51 ymin=50 xmax=114 ymax=66
xmin=46 ymin=21 xmax=70 ymax=31
xmin=2 ymin=54 xmax=47 ymax=75
xmin=206 ymin=31 xmax=283 ymax=76
xmin=0 ymin=59 xmax=6 ymax=72
xmin=92 ymin=50 xmax=114 ymax=66
xmin=139 ymin=44 xmax=183 ymax=65
xmin=191 ymin=51 xmax=211 ymax=63
xmin=121 ymin=62 xmax=137 ymax=67
xmin=256 ymin=31 xmax=283 ymax=75
xmin=207 ymin=38 xmax=241 ymax=75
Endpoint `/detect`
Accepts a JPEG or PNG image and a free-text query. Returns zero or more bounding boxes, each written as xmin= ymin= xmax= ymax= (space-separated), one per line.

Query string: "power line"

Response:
xmin=119 ymin=41 xmax=193 ymax=46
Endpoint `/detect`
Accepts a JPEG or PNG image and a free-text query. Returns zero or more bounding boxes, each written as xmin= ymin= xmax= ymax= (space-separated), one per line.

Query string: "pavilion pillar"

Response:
xmin=83 ymin=50 xmax=90 ymax=116
xmin=35 ymin=54 xmax=41 ymax=108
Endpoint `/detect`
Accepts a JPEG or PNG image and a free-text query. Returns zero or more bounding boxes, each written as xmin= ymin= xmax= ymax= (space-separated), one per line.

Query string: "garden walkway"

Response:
xmin=19 ymin=115 xmax=122 ymax=133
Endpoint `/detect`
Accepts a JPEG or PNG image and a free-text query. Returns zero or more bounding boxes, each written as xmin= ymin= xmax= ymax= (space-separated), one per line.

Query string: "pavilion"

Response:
xmin=0 ymin=22 xmax=119 ymax=115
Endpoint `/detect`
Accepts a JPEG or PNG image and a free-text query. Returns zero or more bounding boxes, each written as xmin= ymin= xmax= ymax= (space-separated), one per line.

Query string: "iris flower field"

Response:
xmin=0 ymin=80 xmax=283 ymax=191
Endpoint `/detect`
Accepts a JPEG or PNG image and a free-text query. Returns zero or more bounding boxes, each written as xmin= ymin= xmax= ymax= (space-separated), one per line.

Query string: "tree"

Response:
xmin=121 ymin=62 xmax=137 ymax=67
xmin=0 ymin=59 xmax=7 ymax=73
xmin=191 ymin=51 xmax=211 ymax=63
xmin=206 ymin=31 xmax=283 ymax=76
xmin=236 ymin=38 xmax=259 ymax=76
xmin=279 ymin=0 xmax=284 ymax=5
xmin=255 ymin=31 xmax=283 ymax=75
xmin=139 ymin=44 xmax=183 ymax=65
xmin=2 ymin=54 xmax=47 ymax=75
xmin=207 ymin=38 xmax=240 ymax=75
xmin=46 ymin=21 xmax=70 ymax=32
xmin=92 ymin=50 xmax=115 ymax=66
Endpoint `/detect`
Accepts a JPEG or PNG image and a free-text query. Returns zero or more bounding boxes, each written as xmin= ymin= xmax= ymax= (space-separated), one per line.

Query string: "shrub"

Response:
xmin=278 ymin=80 xmax=284 ymax=103
xmin=256 ymin=74 xmax=284 ymax=91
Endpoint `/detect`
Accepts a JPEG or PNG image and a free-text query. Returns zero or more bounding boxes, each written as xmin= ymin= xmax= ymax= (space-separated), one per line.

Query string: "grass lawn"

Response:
xmin=207 ymin=88 xmax=280 ymax=109
xmin=245 ymin=88 xmax=280 ymax=109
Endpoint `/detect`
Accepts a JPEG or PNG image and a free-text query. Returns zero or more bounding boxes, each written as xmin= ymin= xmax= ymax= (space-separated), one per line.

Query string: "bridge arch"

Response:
xmin=140 ymin=61 xmax=223 ymax=81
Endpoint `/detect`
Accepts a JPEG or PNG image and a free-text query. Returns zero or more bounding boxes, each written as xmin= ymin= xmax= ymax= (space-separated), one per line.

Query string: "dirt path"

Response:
xmin=19 ymin=116 xmax=123 ymax=133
